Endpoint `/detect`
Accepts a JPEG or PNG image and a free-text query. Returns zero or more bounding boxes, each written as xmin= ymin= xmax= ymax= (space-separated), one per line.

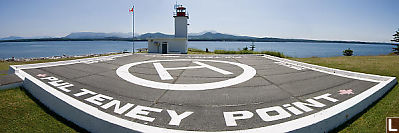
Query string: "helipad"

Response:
xmin=10 ymin=54 xmax=397 ymax=132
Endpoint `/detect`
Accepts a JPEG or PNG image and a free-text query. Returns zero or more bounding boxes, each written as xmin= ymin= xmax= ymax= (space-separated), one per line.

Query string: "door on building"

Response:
xmin=162 ymin=42 xmax=168 ymax=54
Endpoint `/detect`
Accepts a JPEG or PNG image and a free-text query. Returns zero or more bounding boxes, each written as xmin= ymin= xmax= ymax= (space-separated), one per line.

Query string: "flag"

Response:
xmin=129 ymin=7 xmax=134 ymax=13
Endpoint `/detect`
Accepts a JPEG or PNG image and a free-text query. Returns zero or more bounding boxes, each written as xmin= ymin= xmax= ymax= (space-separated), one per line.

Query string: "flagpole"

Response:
xmin=132 ymin=5 xmax=135 ymax=54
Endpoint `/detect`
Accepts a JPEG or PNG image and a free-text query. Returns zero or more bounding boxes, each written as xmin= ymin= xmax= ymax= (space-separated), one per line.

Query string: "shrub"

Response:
xmin=259 ymin=51 xmax=286 ymax=58
xmin=188 ymin=48 xmax=204 ymax=52
xmin=214 ymin=50 xmax=239 ymax=54
xmin=243 ymin=46 xmax=249 ymax=51
xmin=213 ymin=50 xmax=286 ymax=58
xmin=343 ymin=48 xmax=354 ymax=56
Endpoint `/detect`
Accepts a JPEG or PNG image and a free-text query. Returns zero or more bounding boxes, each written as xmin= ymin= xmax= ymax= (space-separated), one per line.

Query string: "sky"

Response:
xmin=0 ymin=0 xmax=398 ymax=42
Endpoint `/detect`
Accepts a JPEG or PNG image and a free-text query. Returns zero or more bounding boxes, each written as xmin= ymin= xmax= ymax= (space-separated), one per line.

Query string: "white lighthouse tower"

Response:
xmin=174 ymin=5 xmax=189 ymax=38
xmin=147 ymin=4 xmax=189 ymax=54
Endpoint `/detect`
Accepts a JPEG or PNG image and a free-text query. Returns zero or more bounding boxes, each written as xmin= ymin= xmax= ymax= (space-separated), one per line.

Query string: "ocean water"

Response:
xmin=0 ymin=41 xmax=395 ymax=59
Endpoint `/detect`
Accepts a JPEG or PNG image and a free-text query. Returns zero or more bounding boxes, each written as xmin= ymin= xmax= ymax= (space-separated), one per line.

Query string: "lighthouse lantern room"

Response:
xmin=148 ymin=4 xmax=189 ymax=54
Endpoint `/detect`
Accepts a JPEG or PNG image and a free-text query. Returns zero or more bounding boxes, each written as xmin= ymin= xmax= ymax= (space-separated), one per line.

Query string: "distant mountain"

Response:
xmin=28 ymin=36 xmax=54 ymax=39
xmin=137 ymin=32 xmax=256 ymax=40
xmin=1 ymin=31 xmax=394 ymax=45
xmin=63 ymin=31 xmax=253 ymax=40
xmin=138 ymin=32 xmax=174 ymax=39
xmin=64 ymin=32 xmax=133 ymax=39
xmin=188 ymin=30 xmax=218 ymax=36
xmin=189 ymin=32 xmax=257 ymax=40
xmin=0 ymin=36 xmax=24 ymax=40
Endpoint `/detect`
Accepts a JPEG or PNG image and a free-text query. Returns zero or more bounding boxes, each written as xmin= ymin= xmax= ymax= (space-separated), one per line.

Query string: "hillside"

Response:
xmin=0 ymin=32 xmax=395 ymax=45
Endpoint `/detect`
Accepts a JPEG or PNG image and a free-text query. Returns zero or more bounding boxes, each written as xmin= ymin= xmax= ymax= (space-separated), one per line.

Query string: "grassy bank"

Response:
xmin=187 ymin=48 xmax=287 ymax=58
xmin=294 ymin=55 xmax=399 ymax=132
xmin=0 ymin=88 xmax=81 ymax=132
xmin=0 ymin=54 xmax=398 ymax=132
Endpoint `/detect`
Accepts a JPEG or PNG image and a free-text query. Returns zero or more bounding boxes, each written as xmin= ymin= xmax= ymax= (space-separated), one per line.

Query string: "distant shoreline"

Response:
xmin=0 ymin=38 xmax=395 ymax=46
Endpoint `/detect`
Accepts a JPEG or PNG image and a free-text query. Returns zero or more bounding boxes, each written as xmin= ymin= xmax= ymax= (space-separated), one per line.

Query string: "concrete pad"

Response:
xmin=256 ymin=66 xmax=307 ymax=76
xmin=157 ymin=85 xmax=291 ymax=106
xmin=0 ymin=74 xmax=22 ymax=85
xmin=263 ymin=70 xmax=328 ymax=85
xmin=9 ymin=53 xmax=397 ymax=132
xmin=0 ymin=74 xmax=23 ymax=90
xmin=278 ymin=75 xmax=355 ymax=96
xmin=39 ymin=66 xmax=93 ymax=79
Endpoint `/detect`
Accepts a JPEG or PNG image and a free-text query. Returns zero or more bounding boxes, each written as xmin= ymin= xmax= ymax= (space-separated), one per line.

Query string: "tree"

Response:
xmin=393 ymin=29 xmax=399 ymax=42
xmin=249 ymin=42 xmax=256 ymax=51
xmin=393 ymin=44 xmax=399 ymax=54
xmin=343 ymin=48 xmax=353 ymax=56
xmin=392 ymin=29 xmax=399 ymax=54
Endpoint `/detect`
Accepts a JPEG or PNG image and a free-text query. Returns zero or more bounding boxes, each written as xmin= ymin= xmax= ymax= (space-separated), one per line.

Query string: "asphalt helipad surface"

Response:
xmin=10 ymin=54 xmax=397 ymax=132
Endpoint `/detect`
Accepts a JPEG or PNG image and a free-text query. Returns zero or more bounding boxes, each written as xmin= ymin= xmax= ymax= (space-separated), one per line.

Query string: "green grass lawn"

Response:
xmin=0 ymin=88 xmax=81 ymax=132
xmin=0 ymin=55 xmax=117 ymax=132
xmin=0 ymin=54 xmax=398 ymax=132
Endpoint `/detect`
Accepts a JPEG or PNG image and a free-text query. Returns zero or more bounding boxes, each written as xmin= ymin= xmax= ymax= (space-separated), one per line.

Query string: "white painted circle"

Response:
xmin=116 ymin=59 xmax=256 ymax=90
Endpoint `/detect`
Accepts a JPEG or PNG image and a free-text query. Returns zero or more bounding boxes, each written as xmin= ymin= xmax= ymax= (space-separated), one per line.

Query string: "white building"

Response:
xmin=148 ymin=4 xmax=189 ymax=54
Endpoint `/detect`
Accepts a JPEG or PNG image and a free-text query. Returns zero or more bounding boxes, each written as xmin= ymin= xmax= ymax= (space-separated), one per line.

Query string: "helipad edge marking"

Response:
xmin=10 ymin=54 xmax=397 ymax=132
xmin=262 ymin=54 xmax=390 ymax=82
xmin=18 ymin=65 xmax=397 ymax=132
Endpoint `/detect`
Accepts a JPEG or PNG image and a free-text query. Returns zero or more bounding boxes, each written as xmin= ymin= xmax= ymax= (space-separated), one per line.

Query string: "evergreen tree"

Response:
xmin=392 ymin=29 xmax=399 ymax=54
xmin=249 ymin=42 xmax=256 ymax=51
